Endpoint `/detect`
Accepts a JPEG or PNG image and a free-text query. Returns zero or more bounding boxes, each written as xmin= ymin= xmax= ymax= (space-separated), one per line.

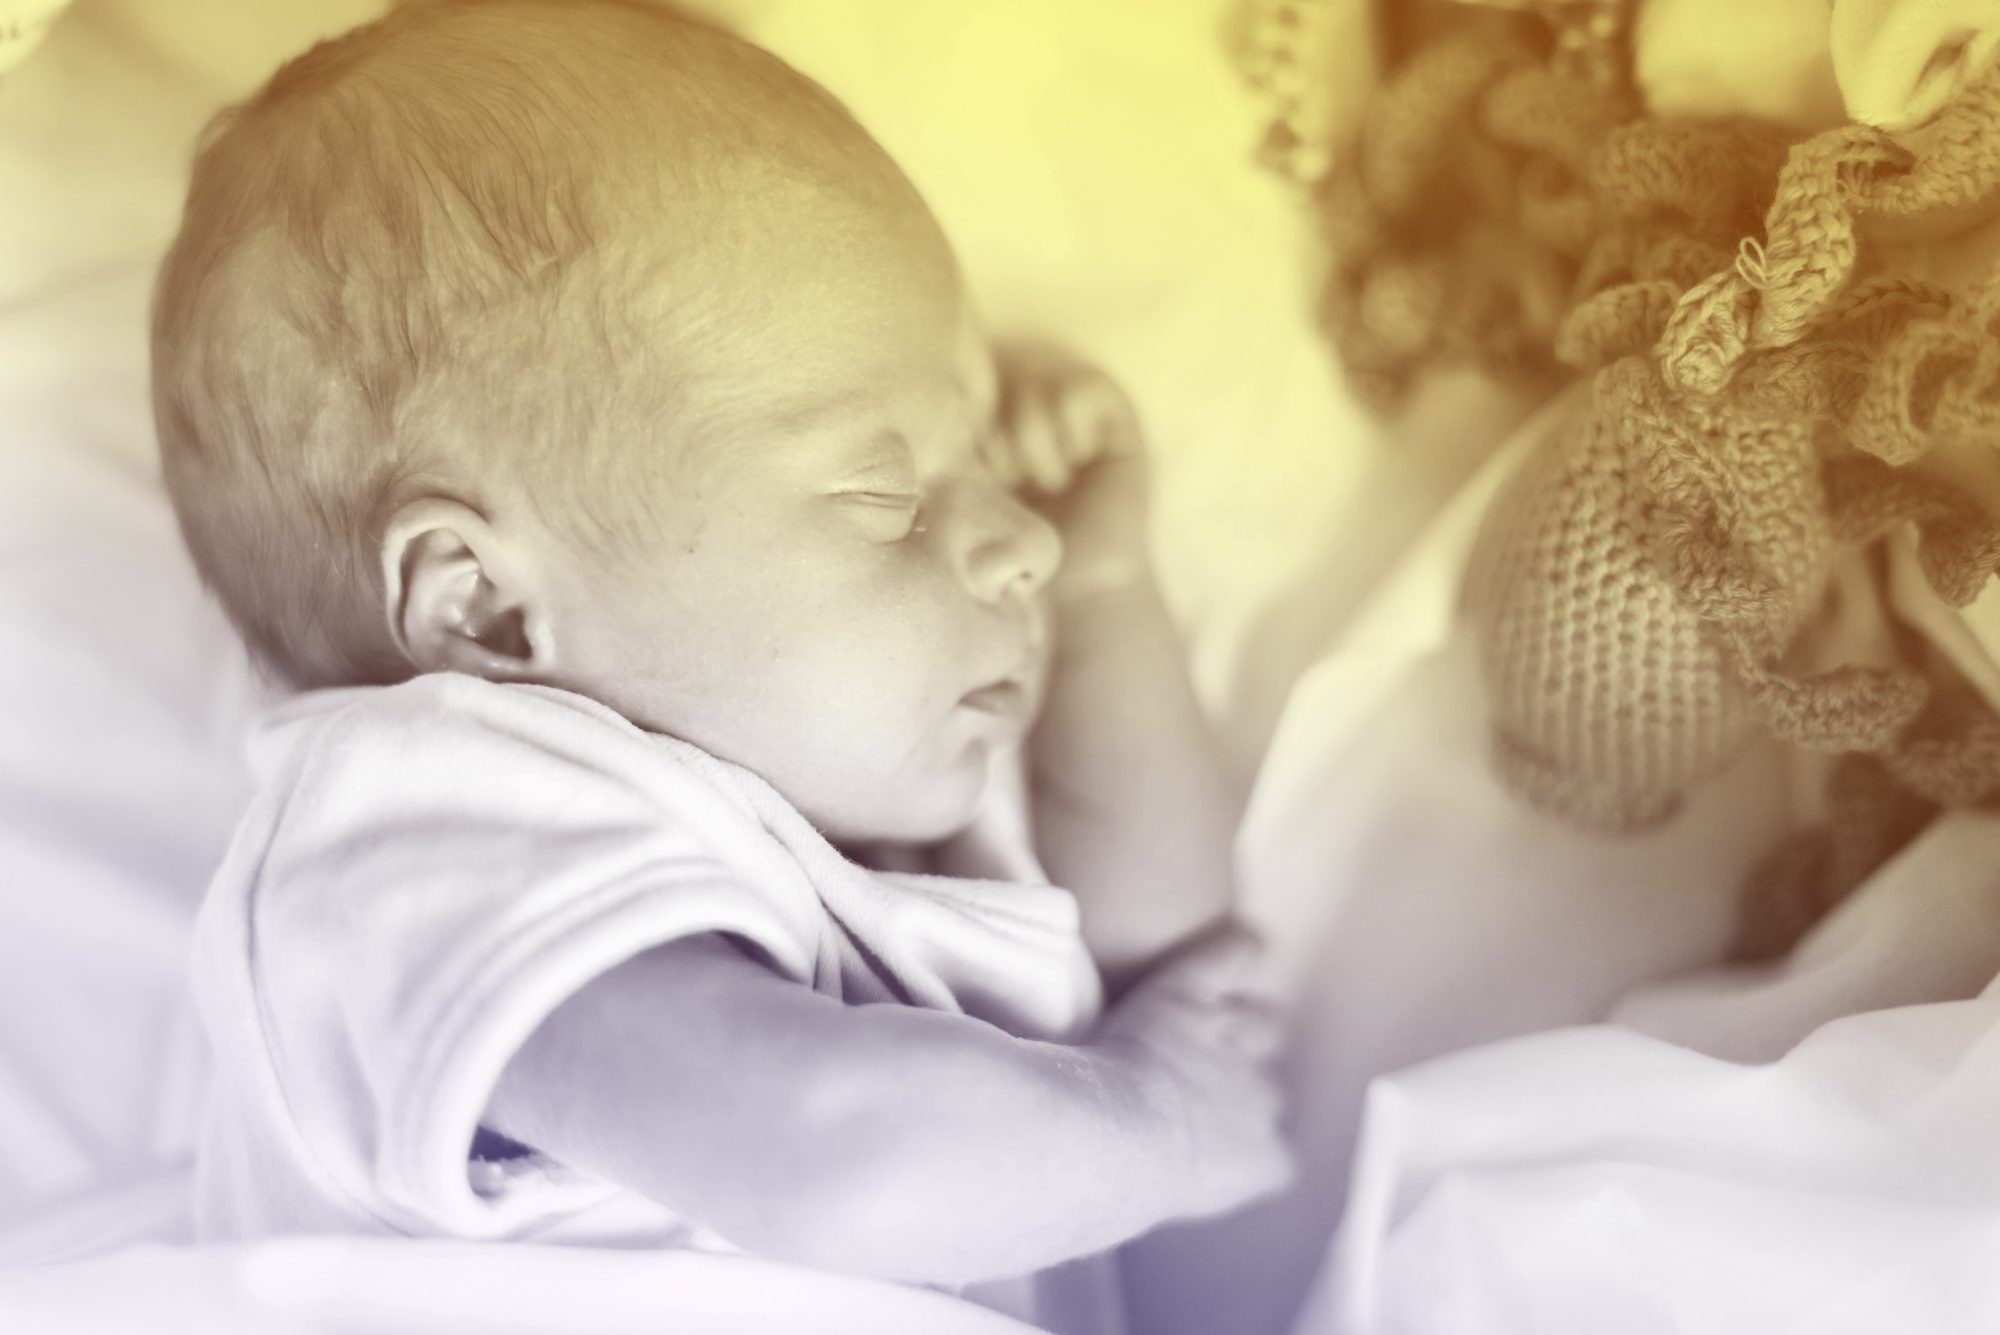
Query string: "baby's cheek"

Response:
xmin=807 ymin=542 xmax=987 ymax=717
xmin=805 ymin=597 xmax=938 ymax=715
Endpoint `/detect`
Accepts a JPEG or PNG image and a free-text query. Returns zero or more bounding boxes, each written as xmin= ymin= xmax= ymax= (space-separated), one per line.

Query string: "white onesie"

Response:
xmin=190 ymin=672 xmax=1103 ymax=1255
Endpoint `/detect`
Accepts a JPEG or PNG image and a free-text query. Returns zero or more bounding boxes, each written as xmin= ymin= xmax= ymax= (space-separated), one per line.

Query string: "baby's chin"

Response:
xmin=805 ymin=749 xmax=994 ymax=850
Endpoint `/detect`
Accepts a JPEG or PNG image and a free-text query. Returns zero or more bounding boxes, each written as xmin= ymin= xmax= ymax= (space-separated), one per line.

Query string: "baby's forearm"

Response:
xmin=1030 ymin=577 xmax=1239 ymax=994
xmin=487 ymin=936 xmax=1194 ymax=1285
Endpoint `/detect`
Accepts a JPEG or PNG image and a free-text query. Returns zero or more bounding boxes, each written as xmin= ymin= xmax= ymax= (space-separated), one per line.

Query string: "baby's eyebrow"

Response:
xmin=749 ymin=402 xmax=914 ymax=476
xmin=831 ymin=431 xmax=918 ymax=480
xmin=722 ymin=389 xmax=888 ymax=457
xmin=749 ymin=388 xmax=874 ymax=438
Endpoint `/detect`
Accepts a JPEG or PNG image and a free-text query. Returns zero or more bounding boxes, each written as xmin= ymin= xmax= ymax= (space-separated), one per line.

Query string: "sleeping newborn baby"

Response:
xmin=151 ymin=0 xmax=1287 ymax=1324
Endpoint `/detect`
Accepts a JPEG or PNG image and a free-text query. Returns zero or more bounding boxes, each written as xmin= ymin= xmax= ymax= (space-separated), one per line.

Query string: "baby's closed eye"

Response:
xmin=834 ymin=487 xmax=925 ymax=541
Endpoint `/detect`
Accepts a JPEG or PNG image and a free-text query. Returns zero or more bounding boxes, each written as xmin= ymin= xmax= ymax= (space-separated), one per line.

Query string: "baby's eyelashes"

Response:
xmin=841 ymin=489 xmax=921 ymax=508
xmin=834 ymin=488 xmax=926 ymax=541
xmin=828 ymin=426 xmax=1020 ymax=544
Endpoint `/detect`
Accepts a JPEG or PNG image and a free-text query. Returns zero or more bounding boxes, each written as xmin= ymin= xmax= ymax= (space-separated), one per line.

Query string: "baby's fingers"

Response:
xmin=1218 ymin=993 xmax=1288 ymax=1067
xmin=1175 ymin=990 xmax=1287 ymax=1071
xmin=977 ymin=426 xmax=1025 ymax=492
xmin=1151 ymin=920 xmax=1266 ymax=1001
xmin=1099 ymin=921 xmax=1271 ymax=1042
xmin=1006 ymin=389 xmax=1074 ymax=495
xmin=1054 ymin=372 xmax=1141 ymax=469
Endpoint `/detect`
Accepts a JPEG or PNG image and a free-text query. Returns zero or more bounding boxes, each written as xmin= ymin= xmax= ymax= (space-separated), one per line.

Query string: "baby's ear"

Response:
xmin=380 ymin=498 xmax=555 ymax=680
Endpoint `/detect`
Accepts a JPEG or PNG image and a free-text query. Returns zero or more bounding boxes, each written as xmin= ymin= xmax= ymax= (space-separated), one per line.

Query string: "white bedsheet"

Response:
xmin=1 ymin=0 xmax=377 ymax=1222
xmin=0 ymin=1226 xmax=1046 ymax=1334
xmin=1119 ymin=391 xmax=1801 ymax=1335
xmin=1306 ymin=810 xmax=2000 ymax=1334
xmin=1241 ymin=408 xmax=2000 ymax=1334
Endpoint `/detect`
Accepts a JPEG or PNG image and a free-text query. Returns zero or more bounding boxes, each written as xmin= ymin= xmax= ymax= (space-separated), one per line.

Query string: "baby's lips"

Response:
xmin=958 ymin=677 xmax=1031 ymax=718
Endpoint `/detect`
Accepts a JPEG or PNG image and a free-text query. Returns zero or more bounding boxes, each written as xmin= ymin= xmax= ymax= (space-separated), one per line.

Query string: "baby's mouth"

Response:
xmin=959 ymin=675 xmax=1033 ymax=720
xmin=960 ymin=615 xmax=1046 ymax=721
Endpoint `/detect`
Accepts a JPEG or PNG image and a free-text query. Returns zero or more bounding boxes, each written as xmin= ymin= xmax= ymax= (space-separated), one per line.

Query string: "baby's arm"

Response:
xmin=485 ymin=928 xmax=1287 ymax=1286
xmin=990 ymin=345 xmax=1240 ymax=993
xmin=1032 ymin=580 xmax=1239 ymax=993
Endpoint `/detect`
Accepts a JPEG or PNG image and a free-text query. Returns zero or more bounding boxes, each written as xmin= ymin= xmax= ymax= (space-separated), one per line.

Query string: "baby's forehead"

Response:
xmin=620 ymin=321 xmax=987 ymax=493
xmin=600 ymin=181 xmax=978 ymax=377
xmin=682 ymin=332 xmax=995 ymax=452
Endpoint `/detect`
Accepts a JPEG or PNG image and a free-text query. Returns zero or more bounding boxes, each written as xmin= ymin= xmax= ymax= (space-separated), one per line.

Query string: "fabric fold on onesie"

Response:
xmin=191 ymin=672 xmax=1101 ymax=1245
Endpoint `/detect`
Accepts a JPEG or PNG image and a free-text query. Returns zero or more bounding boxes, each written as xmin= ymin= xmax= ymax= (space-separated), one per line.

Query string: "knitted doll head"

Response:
xmin=1472 ymin=65 xmax=2000 ymax=835
xmin=1247 ymin=0 xmax=2000 ymax=951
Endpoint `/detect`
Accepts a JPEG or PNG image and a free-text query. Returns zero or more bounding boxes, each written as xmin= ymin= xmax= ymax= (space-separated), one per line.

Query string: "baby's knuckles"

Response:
xmin=1033 ymin=371 xmax=1153 ymax=599
xmin=1052 ymin=452 xmax=1149 ymax=579
xmin=1091 ymin=1004 xmax=1290 ymax=1216
xmin=1156 ymin=1044 xmax=1290 ymax=1216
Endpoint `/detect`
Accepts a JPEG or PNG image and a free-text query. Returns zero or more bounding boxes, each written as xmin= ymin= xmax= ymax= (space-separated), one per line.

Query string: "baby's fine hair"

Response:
xmin=152 ymin=0 xmax=879 ymax=688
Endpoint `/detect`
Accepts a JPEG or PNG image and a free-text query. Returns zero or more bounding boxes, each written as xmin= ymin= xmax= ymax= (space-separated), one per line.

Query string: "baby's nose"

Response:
xmin=960 ymin=483 xmax=1062 ymax=603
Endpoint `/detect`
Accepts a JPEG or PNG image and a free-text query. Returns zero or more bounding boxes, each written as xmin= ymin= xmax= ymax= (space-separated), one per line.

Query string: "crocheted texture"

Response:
xmin=1466 ymin=59 xmax=2000 ymax=953
xmin=1234 ymin=0 xmax=1637 ymax=187
xmin=1298 ymin=5 xmax=1646 ymax=409
xmin=1469 ymin=354 xmax=1837 ymax=829
xmin=1254 ymin=6 xmax=2000 ymax=949
xmin=1465 ymin=59 xmax=2000 ymax=830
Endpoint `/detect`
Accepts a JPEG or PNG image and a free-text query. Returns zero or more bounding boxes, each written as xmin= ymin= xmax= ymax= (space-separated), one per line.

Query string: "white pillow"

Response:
xmin=0 ymin=0 xmax=387 ymax=1216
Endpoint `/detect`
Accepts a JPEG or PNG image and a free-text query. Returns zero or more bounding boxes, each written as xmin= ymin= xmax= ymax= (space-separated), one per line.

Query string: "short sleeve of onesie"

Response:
xmin=191 ymin=675 xmax=848 ymax=1241
xmin=192 ymin=673 xmax=1100 ymax=1247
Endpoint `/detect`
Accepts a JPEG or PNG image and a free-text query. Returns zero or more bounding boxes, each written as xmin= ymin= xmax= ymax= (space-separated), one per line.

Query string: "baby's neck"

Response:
xmin=834 ymin=836 xmax=943 ymax=875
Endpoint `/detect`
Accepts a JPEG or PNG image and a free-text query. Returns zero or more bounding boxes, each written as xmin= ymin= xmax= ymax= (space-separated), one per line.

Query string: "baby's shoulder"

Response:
xmin=265 ymin=673 xmax=661 ymax=780
xmin=215 ymin=674 xmax=805 ymax=957
xmin=247 ymin=673 xmax=760 ymax=851
xmin=270 ymin=671 xmax=638 ymax=755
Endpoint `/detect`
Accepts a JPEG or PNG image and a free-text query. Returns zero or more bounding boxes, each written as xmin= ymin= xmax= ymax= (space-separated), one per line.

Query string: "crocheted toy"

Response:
xmin=1241 ymin=0 xmax=2000 ymax=956
xmin=1237 ymin=0 xmax=1646 ymax=408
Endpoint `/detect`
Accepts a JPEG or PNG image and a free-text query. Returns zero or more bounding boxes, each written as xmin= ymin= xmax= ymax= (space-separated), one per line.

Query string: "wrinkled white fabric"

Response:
xmin=193 ymin=673 xmax=1099 ymax=1243
xmin=1831 ymin=0 xmax=2000 ymax=129
xmin=1115 ymin=391 xmax=1794 ymax=1335
xmin=0 ymin=1234 xmax=1048 ymax=1335
xmin=1283 ymin=399 xmax=2000 ymax=1335
xmin=1631 ymin=0 xmax=1846 ymax=128
xmin=1631 ymin=0 xmax=2000 ymax=131
xmin=1305 ymin=903 xmax=2000 ymax=1334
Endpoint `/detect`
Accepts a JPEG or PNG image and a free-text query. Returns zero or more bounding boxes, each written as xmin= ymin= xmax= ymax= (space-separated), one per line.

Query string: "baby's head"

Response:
xmin=154 ymin=0 xmax=1061 ymax=843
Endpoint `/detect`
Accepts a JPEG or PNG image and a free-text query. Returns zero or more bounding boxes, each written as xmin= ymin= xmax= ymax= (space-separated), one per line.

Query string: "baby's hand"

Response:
xmin=1090 ymin=923 xmax=1293 ymax=1219
xmin=983 ymin=341 xmax=1150 ymax=602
